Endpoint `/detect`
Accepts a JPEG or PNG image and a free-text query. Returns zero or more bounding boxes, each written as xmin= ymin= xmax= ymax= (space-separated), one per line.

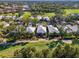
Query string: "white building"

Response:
xmin=26 ymin=26 xmax=36 ymax=33
xmin=76 ymin=21 xmax=79 ymax=24
xmin=64 ymin=25 xmax=78 ymax=33
xmin=47 ymin=25 xmax=59 ymax=33
xmin=16 ymin=16 xmax=23 ymax=20
xmin=5 ymin=15 xmax=12 ymax=19
xmin=36 ymin=25 xmax=47 ymax=34
xmin=12 ymin=16 xmax=16 ymax=20
xmin=0 ymin=15 xmax=4 ymax=19
xmin=23 ymin=5 xmax=30 ymax=11
xmin=19 ymin=16 xmax=23 ymax=19
xmin=43 ymin=16 xmax=50 ymax=21
xmin=2 ymin=21 xmax=10 ymax=27
xmin=30 ymin=16 xmax=34 ymax=19
xmin=37 ymin=15 xmax=42 ymax=20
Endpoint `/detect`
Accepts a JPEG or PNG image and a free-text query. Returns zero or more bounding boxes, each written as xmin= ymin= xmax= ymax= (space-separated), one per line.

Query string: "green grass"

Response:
xmin=25 ymin=40 xmax=51 ymax=49
xmin=43 ymin=9 xmax=79 ymax=17
xmin=64 ymin=9 xmax=79 ymax=16
xmin=22 ymin=12 xmax=31 ymax=19
xmin=0 ymin=40 xmax=51 ymax=58
xmin=43 ymin=13 xmax=55 ymax=18
xmin=0 ymin=45 xmax=23 ymax=58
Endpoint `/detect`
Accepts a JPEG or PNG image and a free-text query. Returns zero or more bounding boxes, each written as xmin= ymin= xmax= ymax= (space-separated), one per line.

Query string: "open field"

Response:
xmin=0 ymin=40 xmax=51 ymax=58
xmin=0 ymin=39 xmax=73 ymax=58
xmin=43 ymin=9 xmax=79 ymax=17
xmin=43 ymin=13 xmax=55 ymax=18
xmin=64 ymin=9 xmax=79 ymax=16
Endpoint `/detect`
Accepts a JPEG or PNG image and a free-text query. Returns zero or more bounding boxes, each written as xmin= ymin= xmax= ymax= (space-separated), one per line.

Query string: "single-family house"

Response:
xmin=16 ymin=16 xmax=23 ymax=21
xmin=76 ymin=21 xmax=79 ymax=25
xmin=19 ymin=16 xmax=23 ymax=19
xmin=47 ymin=25 xmax=59 ymax=38
xmin=12 ymin=4 xmax=19 ymax=12
xmin=64 ymin=25 xmax=78 ymax=33
xmin=30 ymin=16 xmax=34 ymax=19
xmin=37 ymin=15 xmax=42 ymax=20
xmin=5 ymin=6 xmax=12 ymax=13
xmin=22 ymin=5 xmax=30 ymax=11
xmin=47 ymin=25 xmax=59 ymax=34
xmin=5 ymin=15 xmax=12 ymax=19
xmin=0 ymin=8 xmax=4 ymax=14
xmin=0 ymin=15 xmax=4 ymax=20
xmin=2 ymin=21 xmax=10 ymax=28
xmin=12 ymin=16 xmax=16 ymax=20
xmin=43 ymin=16 xmax=50 ymax=22
xmin=36 ymin=25 xmax=47 ymax=37
xmin=26 ymin=26 xmax=36 ymax=33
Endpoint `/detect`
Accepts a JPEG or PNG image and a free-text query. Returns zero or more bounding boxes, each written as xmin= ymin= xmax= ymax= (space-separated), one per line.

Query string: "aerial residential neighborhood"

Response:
xmin=0 ymin=0 xmax=79 ymax=58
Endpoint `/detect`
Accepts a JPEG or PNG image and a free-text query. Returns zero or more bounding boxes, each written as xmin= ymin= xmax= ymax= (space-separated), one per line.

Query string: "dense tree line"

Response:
xmin=30 ymin=2 xmax=64 ymax=15
xmin=29 ymin=2 xmax=79 ymax=15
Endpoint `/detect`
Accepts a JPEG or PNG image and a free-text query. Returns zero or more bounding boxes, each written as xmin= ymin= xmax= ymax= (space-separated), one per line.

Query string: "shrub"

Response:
xmin=0 ymin=39 xmax=4 ymax=43
xmin=14 ymin=44 xmax=79 ymax=58
xmin=35 ymin=51 xmax=43 ymax=58
xmin=41 ymin=48 xmax=51 ymax=58
xmin=14 ymin=47 xmax=37 ymax=58
xmin=52 ymin=44 xmax=78 ymax=58
xmin=6 ymin=38 xmax=16 ymax=42
xmin=32 ymin=36 xmax=38 ymax=40
xmin=72 ymin=39 xmax=79 ymax=44
xmin=14 ymin=50 xmax=23 ymax=58
xmin=48 ymin=40 xmax=64 ymax=48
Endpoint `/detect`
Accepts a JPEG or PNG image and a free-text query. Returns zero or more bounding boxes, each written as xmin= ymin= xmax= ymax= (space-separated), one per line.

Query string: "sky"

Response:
xmin=0 ymin=0 xmax=79 ymax=1
xmin=28 ymin=0 xmax=79 ymax=1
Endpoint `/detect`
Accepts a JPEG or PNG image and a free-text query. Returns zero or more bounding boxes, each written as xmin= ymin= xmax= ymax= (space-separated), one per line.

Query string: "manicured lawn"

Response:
xmin=64 ymin=9 xmax=79 ymax=16
xmin=1 ymin=9 xmax=79 ymax=18
xmin=43 ymin=13 xmax=55 ymax=18
xmin=0 ymin=40 xmax=51 ymax=58
xmin=43 ymin=9 xmax=79 ymax=17
xmin=0 ymin=45 xmax=23 ymax=58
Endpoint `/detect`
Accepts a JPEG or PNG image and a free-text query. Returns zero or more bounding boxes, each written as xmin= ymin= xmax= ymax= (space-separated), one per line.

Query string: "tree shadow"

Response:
xmin=0 ymin=42 xmax=28 ymax=51
xmin=0 ymin=45 xmax=12 ymax=51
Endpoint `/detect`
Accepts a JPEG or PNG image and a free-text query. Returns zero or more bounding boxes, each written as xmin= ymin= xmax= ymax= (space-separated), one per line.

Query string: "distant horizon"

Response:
xmin=0 ymin=0 xmax=79 ymax=1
